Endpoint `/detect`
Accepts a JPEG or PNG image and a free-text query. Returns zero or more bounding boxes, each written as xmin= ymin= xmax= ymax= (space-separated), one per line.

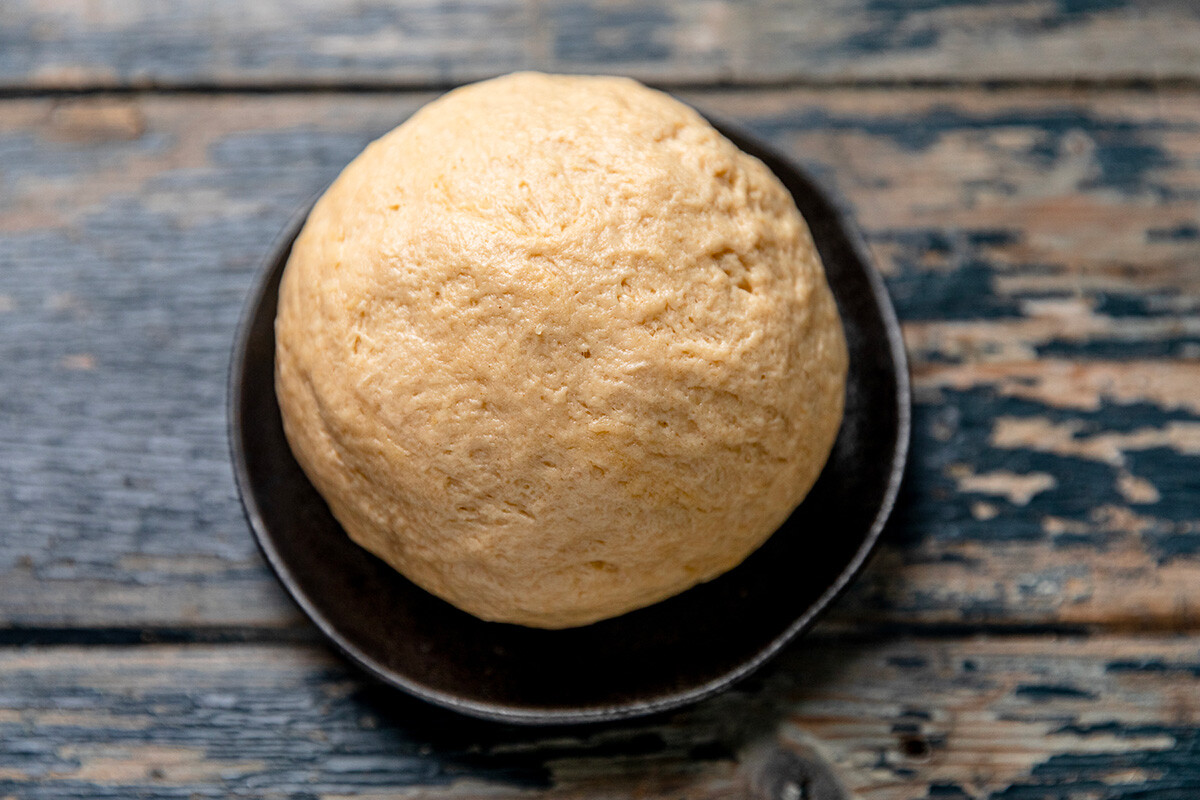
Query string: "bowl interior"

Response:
xmin=229 ymin=120 xmax=909 ymax=724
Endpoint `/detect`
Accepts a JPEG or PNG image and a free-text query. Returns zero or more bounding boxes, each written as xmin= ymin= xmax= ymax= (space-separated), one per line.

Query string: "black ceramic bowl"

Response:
xmin=229 ymin=116 xmax=909 ymax=725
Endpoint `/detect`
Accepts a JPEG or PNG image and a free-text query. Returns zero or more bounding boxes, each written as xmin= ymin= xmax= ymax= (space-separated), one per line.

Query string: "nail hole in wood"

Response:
xmin=900 ymin=735 xmax=931 ymax=759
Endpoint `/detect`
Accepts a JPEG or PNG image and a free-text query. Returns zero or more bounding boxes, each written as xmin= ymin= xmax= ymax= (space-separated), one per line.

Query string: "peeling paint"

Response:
xmin=952 ymin=468 xmax=1057 ymax=505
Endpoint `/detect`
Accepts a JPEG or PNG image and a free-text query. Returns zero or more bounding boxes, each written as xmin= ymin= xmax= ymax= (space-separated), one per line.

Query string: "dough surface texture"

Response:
xmin=275 ymin=72 xmax=848 ymax=628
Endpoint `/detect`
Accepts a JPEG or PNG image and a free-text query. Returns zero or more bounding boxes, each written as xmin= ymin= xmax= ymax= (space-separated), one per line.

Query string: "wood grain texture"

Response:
xmin=3 ymin=0 xmax=1200 ymax=90
xmin=2 ymin=636 xmax=1200 ymax=797
xmin=0 ymin=88 xmax=1197 ymax=631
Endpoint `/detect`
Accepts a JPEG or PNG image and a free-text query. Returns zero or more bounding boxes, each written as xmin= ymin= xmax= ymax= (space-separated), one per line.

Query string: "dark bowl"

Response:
xmin=229 ymin=116 xmax=910 ymax=725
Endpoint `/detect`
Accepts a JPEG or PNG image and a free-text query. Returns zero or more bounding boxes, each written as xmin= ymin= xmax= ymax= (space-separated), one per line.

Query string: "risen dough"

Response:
xmin=275 ymin=72 xmax=848 ymax=628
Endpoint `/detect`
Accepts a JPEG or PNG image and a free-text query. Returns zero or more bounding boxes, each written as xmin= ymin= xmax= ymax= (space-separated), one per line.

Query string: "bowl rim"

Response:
xmin=227 ymin=111 xmax=911 ymax=725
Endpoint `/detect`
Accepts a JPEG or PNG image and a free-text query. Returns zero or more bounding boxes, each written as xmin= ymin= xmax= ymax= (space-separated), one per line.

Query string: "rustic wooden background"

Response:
xmin=2 ymin=1 xmax=1199 ymax=797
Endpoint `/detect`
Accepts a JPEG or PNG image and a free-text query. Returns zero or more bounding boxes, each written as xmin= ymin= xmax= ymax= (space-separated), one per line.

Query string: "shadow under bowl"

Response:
xmin=228 ymin=117 xmax=910 ymax=725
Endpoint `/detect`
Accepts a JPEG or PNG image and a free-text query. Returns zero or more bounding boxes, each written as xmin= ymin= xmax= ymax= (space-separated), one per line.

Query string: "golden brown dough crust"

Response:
xmin=275 ymin=72 xmax=847 ymax=628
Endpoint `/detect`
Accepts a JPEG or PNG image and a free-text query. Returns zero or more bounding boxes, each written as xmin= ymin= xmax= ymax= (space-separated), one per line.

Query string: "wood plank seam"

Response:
xmin=1 ymin=76 xmax=1199 ymax=99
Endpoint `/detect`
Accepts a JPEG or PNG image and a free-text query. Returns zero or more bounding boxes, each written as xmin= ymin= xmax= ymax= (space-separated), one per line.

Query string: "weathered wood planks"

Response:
xmin=3 ymin=0 xmax=1200 ymax=91
xmin=1 ymin=636 xmax=1199 ymax=797
xmin=0 ymin=88 xmax=1197 ymax=632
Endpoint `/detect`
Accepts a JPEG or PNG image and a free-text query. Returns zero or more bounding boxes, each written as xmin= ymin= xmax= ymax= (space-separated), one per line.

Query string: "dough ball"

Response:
xmin=275 ymin=72 xmax=848 ymax=629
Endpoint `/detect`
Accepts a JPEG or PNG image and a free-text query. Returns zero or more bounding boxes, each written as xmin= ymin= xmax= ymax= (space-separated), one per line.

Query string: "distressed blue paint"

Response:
xmin=1122 ymin=448 xmax=1200 ymax=561
xmin=994 ymin=725 xmax=1200 ymax=800
xmin=3 ymin=0 xmax=1198 ymax=91
xmin=550 ymin=3 xmax=675 ymax=63
xmin=1056 ymin=0 xmax=1131 ymax=16
xmin=839 ymin=21 xmax=942 ymax=58
xmin=1015 ymin=683 xmax=1098 ymax=700
xmin=1036 ymin=336 xmax=1200 ymax=360
xmin=1124 ymin=448 xmax=1199 ymax=520
xmin=1107 ymin=659 xmax=1200 ymax=677
xmin=1090 ymin=141 xmax=1174 ymax=194
xmin=0 ymin=661 xmax=755 ymax=798
xmin=1051 ymin=532 xmax=1116 ymax=550
xmin=208 ymin=128 xmax=384 ymax=176
xmin=0 ymin=130 xmax=173 ymax=182
xmin=0 ymin=204 xmax=295 ymax=586
xmin=835 ymin=0 xmax=1140 ymax=62
xmin=0 ymin=123 xmax=440 ymax=609
xmin=1147 ymin=223 xmax=1200 ymax=242
xmin=1094 ymin=292 xmax=1164 ymax=317
xmin=7 ymin=642 xmax=1200 ymax=797
xmin=868 ymin=228 xmax=1033 ymax=321
xmin=895 ymin=386 xmax=1200 ymax=550
xmin=1146 ymin=531 xmax=1200 ymax=560
xmin=861 ymin=225 xmax=1197 ymax=349
xmin=864 ymin=0 xmax=1008 ymax=10
xmin=0 ymin=3 xmax=533 ymax=87
xmin=746 ymin=106 xmax=1182 ymax=196
xmin=886 ymin=259 xmax=1026 ymax=321
xmin=869 ymin=227 xmax=1022 ymax=254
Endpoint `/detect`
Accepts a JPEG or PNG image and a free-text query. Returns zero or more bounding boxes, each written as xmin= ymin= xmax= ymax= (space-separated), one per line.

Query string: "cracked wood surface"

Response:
xmin=2 ymin=636 xmax=1200 ymax=798
xmin=3 ymin=0 xmax=1200 ymax=90
xmin=1 ymin=88 xmax=1197 ymax=632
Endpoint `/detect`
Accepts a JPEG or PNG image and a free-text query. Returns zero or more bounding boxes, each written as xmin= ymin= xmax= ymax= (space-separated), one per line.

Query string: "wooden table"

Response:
xmin=2 ymin=2 xmax=1199 ymax=797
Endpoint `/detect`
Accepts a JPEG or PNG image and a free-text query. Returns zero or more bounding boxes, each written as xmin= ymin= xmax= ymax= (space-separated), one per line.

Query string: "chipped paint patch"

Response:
xmin=1116 ymin=471 xmax=1162 ymax=504
xmin=45 ymin=98 xmax=145 ymax=143
xmin=917 ymin=361 xmax=1200 ymax=414
xmin=951 ymin=467 xmax=1057 ymax=505
xmin=991 ymin=417 xmax=1200 ymax=466
xmin=971 ymin=501 xmax=1000 ymax=520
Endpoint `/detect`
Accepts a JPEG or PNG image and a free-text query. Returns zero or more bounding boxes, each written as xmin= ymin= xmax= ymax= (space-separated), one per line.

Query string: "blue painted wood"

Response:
xmin=0 ymin=89 xmax=1197 ymax=630
xmin=0 ymin=8 xmax=1196 ymax=793
xmin=0 ymin=636 xmax=1198 ymax=796
xmin=1 ymin=0 xmax=1198 ymax=89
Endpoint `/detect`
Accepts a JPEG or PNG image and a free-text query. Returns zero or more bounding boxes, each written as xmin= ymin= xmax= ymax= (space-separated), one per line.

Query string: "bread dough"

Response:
xmin=275 ymin=72 xmax=848 ymax=628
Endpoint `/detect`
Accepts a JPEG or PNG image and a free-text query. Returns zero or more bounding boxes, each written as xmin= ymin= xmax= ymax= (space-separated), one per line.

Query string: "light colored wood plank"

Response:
xmin=2 ymin=0 xmax=1199 ymax=90
xmin=0 ymin=88 xmax=1197 ymax=630
xmin=1 ymin=636 xmax=1198 ymax=797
